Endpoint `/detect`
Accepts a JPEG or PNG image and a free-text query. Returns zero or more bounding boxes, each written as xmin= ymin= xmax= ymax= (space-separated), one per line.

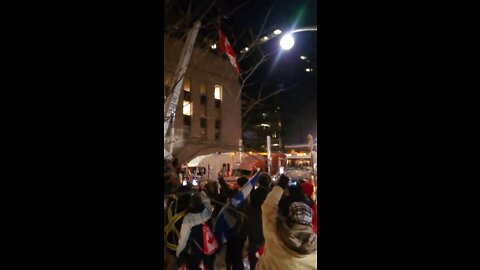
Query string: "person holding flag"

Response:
xmin=246 ymin=173 xmax=272 ymax=270
xmin=214 ymin=172 xmax=262 ymax=270
xmin=176 ymin=191 xmax=218 ymax=270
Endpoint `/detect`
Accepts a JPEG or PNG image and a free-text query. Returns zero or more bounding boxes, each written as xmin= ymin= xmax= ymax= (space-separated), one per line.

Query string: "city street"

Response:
xmin=164 ymin=0 xmax=317 ymax=269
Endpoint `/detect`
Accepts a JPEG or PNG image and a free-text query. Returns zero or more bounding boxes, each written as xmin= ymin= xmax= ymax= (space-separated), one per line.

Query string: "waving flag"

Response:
xmin=202 ymin=223 xmax=219 ymax=255
xmin=231 ymin=171 xmax=261 ymax=207
xmin=219 ymin=28 xmax=240 ymax=74
xmin=214 ymin=171 xmax=261 ymax=245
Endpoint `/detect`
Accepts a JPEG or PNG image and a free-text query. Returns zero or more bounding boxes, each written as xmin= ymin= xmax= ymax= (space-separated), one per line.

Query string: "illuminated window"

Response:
xmin=214 ymin=85 xmax=222 ymax=100
xmin=183 ymin=78 xmax=191 ymax=92
xmin=183 ymin=101 xmax=192 ymax=116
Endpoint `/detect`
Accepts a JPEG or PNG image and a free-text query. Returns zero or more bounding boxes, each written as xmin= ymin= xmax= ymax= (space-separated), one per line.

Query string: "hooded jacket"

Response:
xmin=176 ymin=192 xmax=213 ymax=257
xmin=247 ymin=185 xmax=271 ymax=252
xmin=256 ymin=186 xmax=317 ymax=270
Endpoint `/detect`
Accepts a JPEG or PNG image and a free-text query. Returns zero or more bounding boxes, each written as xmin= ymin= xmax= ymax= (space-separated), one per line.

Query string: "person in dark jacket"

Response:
xmin=176 ymin=192 xmax=215 ymax=270
xmin=246 ymin=173 xmax=272 ymax=270
xmin=222 ymin=176 xmax=249 ymax=270
xmin=164 ymin=183 xmax=192 ymax=270
xmin=164 ymin=159 xmax=181 ymax=195
xmin=278 ymin=177 xmax=310 ymax=218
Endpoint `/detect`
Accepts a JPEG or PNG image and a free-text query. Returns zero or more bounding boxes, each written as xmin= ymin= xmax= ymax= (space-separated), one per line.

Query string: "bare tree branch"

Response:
xmin=197 ymin=0 xmax=217 ymax=23
xmin=236 ymin=50 xmax=274 ymax=102
xmin=225 ymin=1 xmax=250 ymax=18
xmin=242 ymin=84 xmax=298 ymax=118
xmin=237 ymin=6 xmax=274 ymax=63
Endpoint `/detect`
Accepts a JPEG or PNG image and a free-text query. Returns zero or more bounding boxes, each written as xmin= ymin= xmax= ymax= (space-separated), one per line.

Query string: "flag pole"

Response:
xmin=164 ymin=21 xmax=201 ymax=160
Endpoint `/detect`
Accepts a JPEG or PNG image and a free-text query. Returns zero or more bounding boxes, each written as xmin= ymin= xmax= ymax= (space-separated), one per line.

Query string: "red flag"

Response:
xmin=256 ymin=244 xmax=265 ymax=258
xmin=219 ymin=29 xmax=240 ymax=74
xmin=202 ymin=223 xmax=219 ymax=255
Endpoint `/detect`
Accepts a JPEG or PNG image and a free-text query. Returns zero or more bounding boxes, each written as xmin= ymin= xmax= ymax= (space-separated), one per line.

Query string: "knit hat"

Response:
xmin=188 ymin=193 xmax=205 ymax=213
xmin=258 ymin=173 xmax=272 ymax=187
xmin=288 ymin=202 xmax=312 ymax=225
xmin=302 ymin=182 xmax=315 ymax=198
xmin=237 ymin=176 xmax=249 ymax=187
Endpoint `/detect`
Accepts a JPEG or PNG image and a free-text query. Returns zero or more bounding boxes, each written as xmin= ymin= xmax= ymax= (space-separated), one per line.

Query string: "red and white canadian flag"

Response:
xmin=202 ymin=223 xmax=219 ymax=256
xmin=219 ymin=29 xmax=240 ymax=74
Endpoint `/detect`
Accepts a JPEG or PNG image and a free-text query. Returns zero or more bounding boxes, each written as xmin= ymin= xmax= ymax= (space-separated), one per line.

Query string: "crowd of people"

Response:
xmin=164 ymin=164 xmax=318 ymax=270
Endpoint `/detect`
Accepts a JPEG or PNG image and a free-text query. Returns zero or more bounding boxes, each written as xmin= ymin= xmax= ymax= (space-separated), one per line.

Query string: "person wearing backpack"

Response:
xmin=176 ymin=191 xmax=218 ymax=270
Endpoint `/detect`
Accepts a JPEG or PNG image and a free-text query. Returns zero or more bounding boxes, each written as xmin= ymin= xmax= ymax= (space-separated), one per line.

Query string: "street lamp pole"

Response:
xmin=289 ymin=26 xmax=317 ymax=34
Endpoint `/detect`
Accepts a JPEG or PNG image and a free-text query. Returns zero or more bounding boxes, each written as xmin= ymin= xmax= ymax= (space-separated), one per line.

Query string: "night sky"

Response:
xmin=166 ymin=0 xmax=317 ymax=145
xmin=225 ymin=0 xmax=318 ymax=145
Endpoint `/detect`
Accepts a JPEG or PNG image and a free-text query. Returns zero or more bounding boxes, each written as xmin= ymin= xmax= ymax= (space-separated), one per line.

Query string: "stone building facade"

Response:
xmin=164 ymin=35 xmax=242 ymax=163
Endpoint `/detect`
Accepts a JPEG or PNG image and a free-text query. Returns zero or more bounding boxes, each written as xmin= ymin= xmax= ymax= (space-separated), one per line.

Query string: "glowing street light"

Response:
xmin=279 ymin=34 xmax=295 ymax=50
xmin=279 ymin=26 xmax=317 ymax=50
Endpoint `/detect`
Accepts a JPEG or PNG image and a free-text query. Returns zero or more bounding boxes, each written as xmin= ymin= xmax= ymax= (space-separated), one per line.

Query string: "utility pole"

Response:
xmin=238 ymin=139 xmax=243 ymax=163
xmin=307 ymin=134 xmax=315 ymax=185
xmin=164 ymin=21 xmax=201 ymax=160
xmin=267 ymin=135 xmax=271 ymax=174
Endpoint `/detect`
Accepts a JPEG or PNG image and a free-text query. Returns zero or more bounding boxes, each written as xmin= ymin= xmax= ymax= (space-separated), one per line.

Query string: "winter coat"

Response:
xmin=165 ymin=194 xmax=190 ymax=256
xmin=229 ymin=199 xmax=249 ymax=240
xmin=247 ymin=185 xmax=271 ymax=252
xmin=176 ymin=219 xmax=216 ymax=269
xmin=176 ymin=192 xmax=213 ymax=257
xmin=256 ymin=186 xmax=317 ymax=270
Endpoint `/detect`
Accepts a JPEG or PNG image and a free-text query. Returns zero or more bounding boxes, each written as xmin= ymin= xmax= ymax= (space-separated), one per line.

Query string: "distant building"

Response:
xmin=242 ymin=95 xmax=284 ymax=153
xmin=284 ymin=143 xmax=317 ymax=153
xmin=164 ymin=35 xmax=241 ymax=163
